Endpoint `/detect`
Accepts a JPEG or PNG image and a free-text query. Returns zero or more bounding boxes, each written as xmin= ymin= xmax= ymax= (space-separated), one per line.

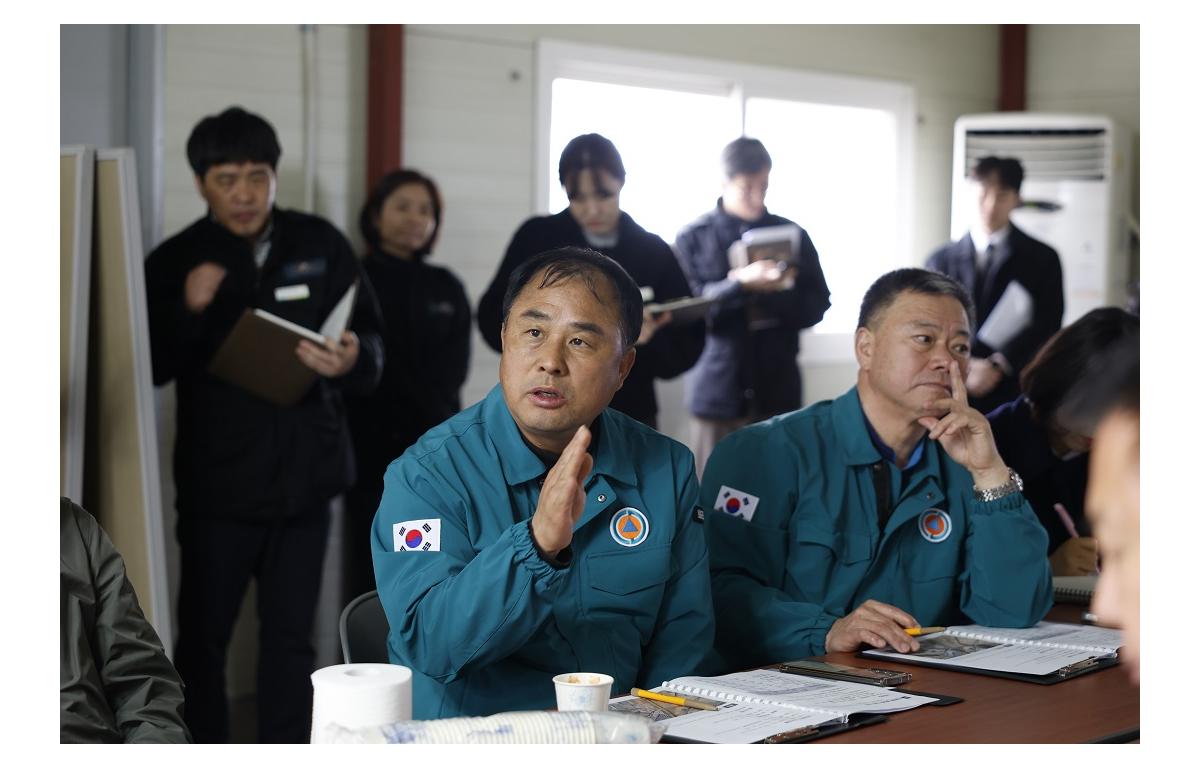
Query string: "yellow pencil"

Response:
xmin=631 ymin=687 xmax=719 ymax=711
xmin=904 ymin=626 xmax=946 ymax=637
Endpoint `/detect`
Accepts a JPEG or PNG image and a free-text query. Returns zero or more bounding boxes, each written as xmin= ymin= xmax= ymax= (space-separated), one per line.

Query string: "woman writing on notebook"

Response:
xmin=475 ymin=132 xmax=704 ymax=429
xmin=987 ymin=307 xmax=1139 ymax=576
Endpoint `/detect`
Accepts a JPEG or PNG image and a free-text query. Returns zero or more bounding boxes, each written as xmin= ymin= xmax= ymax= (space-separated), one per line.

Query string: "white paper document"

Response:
xmin=643 ymin=669 xmax=936 ymax=743
xmin=948 ymin=622 xmax=1121 ymax=653
xmin=659 ymin=701 xmax=832 ymax=744
xmin=664 ymin=670 xmax=934 ymax=713
xmin=862 ymin=621 xmax=1122 ymax=677
xmin=976 ymin=280 xmax=1033 ymax=350
xmin=319 ymin=282 xmax=358 ymax=342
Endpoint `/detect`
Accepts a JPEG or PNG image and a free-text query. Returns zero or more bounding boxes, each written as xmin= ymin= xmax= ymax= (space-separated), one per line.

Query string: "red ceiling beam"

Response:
xmin=367 ymin=25 xmax=405 ymax=194
xmin=998 ymin=24 xmax=1027 ymax=111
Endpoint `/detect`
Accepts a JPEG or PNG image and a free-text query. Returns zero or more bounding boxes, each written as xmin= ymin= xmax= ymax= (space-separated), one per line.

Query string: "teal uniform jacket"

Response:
xmin=701 ymin=387 xmax=1053 ymax=670
xmin=372 ymin=385 xmax=715 ymax=719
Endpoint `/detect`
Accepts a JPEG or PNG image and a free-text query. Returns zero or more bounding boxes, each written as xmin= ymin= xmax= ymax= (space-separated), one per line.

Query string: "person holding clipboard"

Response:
xmin=144 ymin=106 xmax=384 ymax=743
xmin=673 ymin=137 xmax=830 ymax=478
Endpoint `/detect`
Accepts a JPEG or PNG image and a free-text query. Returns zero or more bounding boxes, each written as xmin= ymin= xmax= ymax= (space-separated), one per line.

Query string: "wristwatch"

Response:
xmin=973 ymin=467 xmax=1024 ymax=502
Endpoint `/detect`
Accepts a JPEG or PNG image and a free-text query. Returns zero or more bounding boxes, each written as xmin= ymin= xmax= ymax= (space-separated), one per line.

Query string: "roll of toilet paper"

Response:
xmin=310 ymin=663 xmax=412 ymax=744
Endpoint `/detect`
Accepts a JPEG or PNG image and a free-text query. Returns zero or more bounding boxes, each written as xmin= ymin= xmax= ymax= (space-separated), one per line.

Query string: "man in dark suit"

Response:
xmin=925 ymin=156 xmax=1063 ymax=414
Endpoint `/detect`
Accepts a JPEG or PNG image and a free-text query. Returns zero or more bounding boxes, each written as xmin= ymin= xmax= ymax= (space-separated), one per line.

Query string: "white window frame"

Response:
xmin=535 ymin=39 xmax=916 ymax=364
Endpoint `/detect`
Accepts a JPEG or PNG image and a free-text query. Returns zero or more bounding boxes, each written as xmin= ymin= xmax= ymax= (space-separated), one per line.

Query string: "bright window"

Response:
xmin=537 ymin=41 xmax=914 ymax=353
xmin=744 ymin=98 xmax=900 ymax=334
xmin=547 ymin=78 xmax=740 ymax=245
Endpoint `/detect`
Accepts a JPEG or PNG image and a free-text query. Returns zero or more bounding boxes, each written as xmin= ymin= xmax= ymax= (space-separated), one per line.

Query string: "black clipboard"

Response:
xmin=856 ymin=650 xmax=1120 ymax=685
xmin=890 ymin=687 xmax=963 ymax=706
xmin=760 ymin=712 xmax=889 ymax=744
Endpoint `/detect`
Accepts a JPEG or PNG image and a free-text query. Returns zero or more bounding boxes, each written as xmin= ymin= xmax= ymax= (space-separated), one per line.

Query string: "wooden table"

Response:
xmin=815 ymin=605 xmax=1139 ymax=743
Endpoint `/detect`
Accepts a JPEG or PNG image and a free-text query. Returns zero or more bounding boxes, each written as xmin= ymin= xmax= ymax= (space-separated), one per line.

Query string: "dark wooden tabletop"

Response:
xmin=813 ymin=604 xmax=1139 ymax=743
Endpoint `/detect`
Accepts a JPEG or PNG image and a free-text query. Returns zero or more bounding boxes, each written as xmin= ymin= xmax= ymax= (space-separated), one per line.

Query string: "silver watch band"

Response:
xmin=974 ymin=467 xmax=1024 ymax=502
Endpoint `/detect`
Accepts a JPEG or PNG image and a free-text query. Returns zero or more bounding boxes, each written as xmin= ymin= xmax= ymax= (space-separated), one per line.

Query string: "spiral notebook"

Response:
xmin=625 ymin=669 xmax=936 ymax=744
xmin=861 ymin=622 xmax=1121 ymax=682
xmin=1053 ymin=575 xmax=1098 ymax=605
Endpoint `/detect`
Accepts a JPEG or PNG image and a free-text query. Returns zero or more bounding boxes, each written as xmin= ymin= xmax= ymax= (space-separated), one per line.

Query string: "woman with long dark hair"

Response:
xmin=343 ymin=169 xmax=471 ymax=603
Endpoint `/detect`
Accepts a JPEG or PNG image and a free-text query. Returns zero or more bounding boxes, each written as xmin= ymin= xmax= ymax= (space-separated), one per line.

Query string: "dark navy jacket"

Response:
xmin=673 ymin=201 xmax=830 ymax=420
xmin=926 ymin=225 xmax=1063 ymax=413
xmin=347 ymin=251 xmax=471 ymax=488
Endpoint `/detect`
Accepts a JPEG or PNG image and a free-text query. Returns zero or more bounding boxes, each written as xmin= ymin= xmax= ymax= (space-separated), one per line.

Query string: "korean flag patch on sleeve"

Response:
xmin=714 ymin=486 xmax=761 ymax=522
xmin=393 ymin=519 xmax=442 ymax=552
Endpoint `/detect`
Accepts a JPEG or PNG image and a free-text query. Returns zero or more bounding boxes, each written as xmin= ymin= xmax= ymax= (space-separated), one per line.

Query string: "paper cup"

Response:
xmin=552 ymin=672 xmax=614 ymax=712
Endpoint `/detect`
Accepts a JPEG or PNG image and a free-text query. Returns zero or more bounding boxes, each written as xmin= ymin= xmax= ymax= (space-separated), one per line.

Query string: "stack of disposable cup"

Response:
xmin=310 ymin=663 xmax=413 ymax=743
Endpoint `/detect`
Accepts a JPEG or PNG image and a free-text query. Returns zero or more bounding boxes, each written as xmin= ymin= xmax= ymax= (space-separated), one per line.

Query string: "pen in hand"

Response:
xmin=1055 ymin=502 xmax=1100 ymax=574
xmin=1054 ymin=503 xmax=1081 ymax=539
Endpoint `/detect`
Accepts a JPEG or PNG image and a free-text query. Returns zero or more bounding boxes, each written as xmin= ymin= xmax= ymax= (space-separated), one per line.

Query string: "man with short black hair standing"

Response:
xmin=144 ymin=106 xmax=384 ymax=742
xmin=674 ymin=137 xmax=830 ymax=477
xmin=925 ymin=156 xmax=1064 ymax=414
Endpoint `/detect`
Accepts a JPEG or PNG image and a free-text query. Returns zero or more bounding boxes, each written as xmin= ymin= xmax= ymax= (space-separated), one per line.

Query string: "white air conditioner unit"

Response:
xmin=950 ymin=113 xmax=1133 ymax=325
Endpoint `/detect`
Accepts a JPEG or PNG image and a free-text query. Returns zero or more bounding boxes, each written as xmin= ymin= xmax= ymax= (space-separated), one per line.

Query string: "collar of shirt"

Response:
xmin=714 ymin=197 xmax=771 ymax=237
xmin=969 ymin=224 xmax=1010 ymax=268
xmin=582 ymin=228 xmax=619 ymax=250
xmin=252 ymin=218 xmax=275 ymax=269
xmin=481 ymin=385 xmax=638 ymax=488
xmin=864 ymin=414 xmax=926 ymax=472
xmin=837 ymin=388 xmax=943 ymax=512
xmin=835 ymin=387 xmax=927 ymax=467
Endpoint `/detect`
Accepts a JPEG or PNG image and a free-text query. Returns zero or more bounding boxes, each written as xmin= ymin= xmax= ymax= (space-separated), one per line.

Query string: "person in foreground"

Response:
xmin=372 ymin=246 xmax=715 ymax=718
xmin=1069 ymin=335 xmax=1139 ymax=684
xmin=61 ymin=498 xmax=190 ymax=743
xmin=702 ymin=268 xmax=1053 ymax=670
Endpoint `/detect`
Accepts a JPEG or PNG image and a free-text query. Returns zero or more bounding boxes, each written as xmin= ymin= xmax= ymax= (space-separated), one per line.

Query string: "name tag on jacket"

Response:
xmin=275 ymin=283 xmax=311 ymax=302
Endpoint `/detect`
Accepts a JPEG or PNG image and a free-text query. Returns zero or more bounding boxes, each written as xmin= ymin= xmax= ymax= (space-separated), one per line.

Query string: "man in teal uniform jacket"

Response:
xmin=372 ymin=247 xmax=714 ymax=719
xmin=702 ymin=268 xmax=1053 ymax=670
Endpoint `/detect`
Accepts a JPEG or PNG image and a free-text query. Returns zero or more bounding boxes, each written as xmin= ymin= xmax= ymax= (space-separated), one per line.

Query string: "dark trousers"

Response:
xmin=174 ymin=503 xmax=330 ymax=743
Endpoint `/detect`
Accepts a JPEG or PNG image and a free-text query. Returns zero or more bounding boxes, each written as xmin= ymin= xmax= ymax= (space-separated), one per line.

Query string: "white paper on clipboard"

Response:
xmin=976 ymin=281 xmax=1033 ymax=351
xmin=318 ymin=282 xmax=358 ymax=343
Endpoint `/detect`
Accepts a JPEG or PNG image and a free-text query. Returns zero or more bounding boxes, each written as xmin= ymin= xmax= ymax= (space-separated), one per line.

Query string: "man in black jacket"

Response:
xmin=144 ymin=106 xmax=383 ymax=743
xmin=673 ymin=137 xmax=830 ymax=477
xmin=925 ymin=156 xmax=1064 ymax=414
